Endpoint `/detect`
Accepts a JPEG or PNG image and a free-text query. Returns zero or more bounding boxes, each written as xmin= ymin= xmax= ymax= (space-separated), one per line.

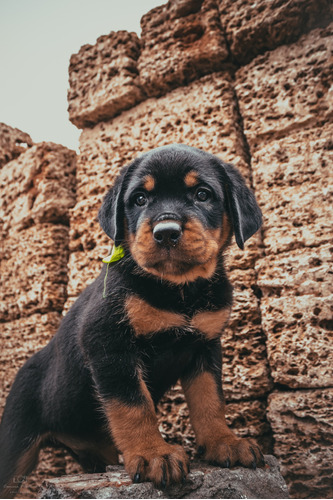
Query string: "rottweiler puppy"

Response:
xmin=0 ymin=144 xmax=263 ymax=497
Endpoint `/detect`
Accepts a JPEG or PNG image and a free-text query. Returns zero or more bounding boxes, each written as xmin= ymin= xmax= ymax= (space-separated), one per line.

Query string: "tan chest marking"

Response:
xmin=125 ymin=295 xmax=186 ymax=336
xmin=191 ymin=307 xmax=231 ymax=339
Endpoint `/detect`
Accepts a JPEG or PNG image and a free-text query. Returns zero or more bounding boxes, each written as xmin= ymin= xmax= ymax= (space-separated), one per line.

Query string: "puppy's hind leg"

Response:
xmin=0 ymin=364 xmax=43 ymax=498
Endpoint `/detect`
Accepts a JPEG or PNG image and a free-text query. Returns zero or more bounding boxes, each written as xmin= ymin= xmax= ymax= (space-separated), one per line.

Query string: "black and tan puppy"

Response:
xmin=0 ymin=144 xmax=263 ymax=497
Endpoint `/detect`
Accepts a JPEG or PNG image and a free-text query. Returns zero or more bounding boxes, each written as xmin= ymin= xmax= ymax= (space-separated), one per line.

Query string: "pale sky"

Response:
xmin=0 ymin=0 xmax=161 ymax=151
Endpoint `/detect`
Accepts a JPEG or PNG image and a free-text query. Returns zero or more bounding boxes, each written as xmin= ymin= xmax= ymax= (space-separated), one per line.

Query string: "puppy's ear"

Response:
xmin=98 ymin=160 xmax=138 ymax=245
xmin=217 ymin=160 xmax=262 ymax=249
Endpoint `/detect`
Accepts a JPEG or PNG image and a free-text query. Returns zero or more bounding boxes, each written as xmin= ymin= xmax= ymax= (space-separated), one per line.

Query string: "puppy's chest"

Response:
xmin=125 ymin=295 xmax=230 ymax=340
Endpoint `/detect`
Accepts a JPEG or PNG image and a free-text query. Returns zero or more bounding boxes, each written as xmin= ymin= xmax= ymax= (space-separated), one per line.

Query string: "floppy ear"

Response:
xmin=217 ymin=160 xmax=262 ymax=249
xmin=98 ymin=160 xmax=138 ymax=245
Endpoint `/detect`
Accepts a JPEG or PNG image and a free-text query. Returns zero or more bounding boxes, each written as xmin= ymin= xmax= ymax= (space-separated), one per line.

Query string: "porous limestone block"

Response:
xmin=0 ymin=142 xmax=76 ymax=233
xmin=68 ymin=31 xmax=143 ymax=128
xmin=251 ymin=126 xmax=333 ymax=254
xmin=236 ymin=24 xmax=333 ymax=150
xmin=138 ymin=0 xmax=228 ymax=97
xmin=260 ymin=294 xmax=333 ymax=389
xmin=77 ymin=72 xmax=250 ymax=202
xmin=0 ymin=224 xmax=70 ymax=321
xmin=256 ymin=244 xmax=333 ymax=299
xmin=218 ymin=0 xmax=332 ymax=65
xmin=0 ymin=122 xmax=33 ymax=168
xmin=268 ymin=389 xmax=333 ymax=499
xmin=0 ymin=312 xmax=61 ymax=413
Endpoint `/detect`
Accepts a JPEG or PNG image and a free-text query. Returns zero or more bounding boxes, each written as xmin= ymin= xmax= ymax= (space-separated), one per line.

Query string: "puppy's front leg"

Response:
xmin=181 ymin=343 xmax=264 ymax=469
xmin=81 ymin=323 xmax=188 ymax=488
xmin=105 ymin=378 xmax=188 ymax=488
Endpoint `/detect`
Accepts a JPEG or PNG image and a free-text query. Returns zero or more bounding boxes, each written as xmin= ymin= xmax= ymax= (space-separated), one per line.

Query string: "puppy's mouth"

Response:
xmin=128 ymin=218 xmax=223 ymax=284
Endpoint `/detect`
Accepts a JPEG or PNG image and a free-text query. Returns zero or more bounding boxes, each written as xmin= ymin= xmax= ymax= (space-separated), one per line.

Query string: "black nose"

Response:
xmin=153 ymin=221 xmax=182 ymax=247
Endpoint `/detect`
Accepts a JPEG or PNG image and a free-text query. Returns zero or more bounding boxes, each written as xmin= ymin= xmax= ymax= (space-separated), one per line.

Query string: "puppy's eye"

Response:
xmin=195 ymin=188 xmax=211 ymax=202
xmin=134 ymin=193 xmax=147 ymax=207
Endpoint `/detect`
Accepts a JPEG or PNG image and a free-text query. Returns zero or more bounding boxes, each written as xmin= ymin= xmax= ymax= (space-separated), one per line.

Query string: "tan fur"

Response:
xmin=143 ymin=175 xmax=155 ymax=192
xmin=191 ymin=307 xmax=231 ymax=339
xmin=182 ymin=372 xmax=262 ymax=467
xmin=184 ymin=170 xmax=199 ymax=187
xmin=125 ymin=295 xmax=186 ymax=336
xmin=105 ymin=380 xmax=188 ymax=485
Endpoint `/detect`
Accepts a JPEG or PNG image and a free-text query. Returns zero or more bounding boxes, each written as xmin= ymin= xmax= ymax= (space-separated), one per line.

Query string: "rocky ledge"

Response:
xmin=40 ymin=456 xmax=289 ymax=499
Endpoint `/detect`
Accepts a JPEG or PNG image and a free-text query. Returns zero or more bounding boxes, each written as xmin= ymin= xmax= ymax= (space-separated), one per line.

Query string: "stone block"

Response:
xmin=138 ymin=0 xmax=228 ymax=97
xmin=40 ymin=457 xmax=289 ymax=499
xmin=268 ymin=389 xmax=333 ymax=498
xmin=77 ymin=72 xmax=249 ymax=201
xmin=260 ymin=294 xmax=333 ymax=389
xmin=0 ymin=142 xmax=76 ymax=233
xmin=68 ymin=31 xmax=144 ymax=128
xmin=218 ymin=0 xmax=332 ymax=65
xmin=251 ymin=126 xmax=333 ymax=254
xmin=0 ymin=312 xmax=61 ymax=413
xmin=0 ymin=122 xmax=33 ymax=168
xmin=251 ymin=125 xmax=333 ymax=192
xmin=236 ymin=24 xmax=333 ymax=150
xmin=256 ymin=244 xmax=333 ymax=298
xmin=0 ymin=224 xmax=70 ymax=321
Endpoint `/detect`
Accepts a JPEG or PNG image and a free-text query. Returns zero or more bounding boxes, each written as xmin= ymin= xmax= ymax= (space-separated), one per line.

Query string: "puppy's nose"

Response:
xmin=153 ymin=221 xmax=182 ymax=247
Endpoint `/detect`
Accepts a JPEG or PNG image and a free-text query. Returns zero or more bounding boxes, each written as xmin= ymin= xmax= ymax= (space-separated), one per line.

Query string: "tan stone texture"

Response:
xmin=67 ymin=31 xmax=143 ymax=128
xmin=77 ymin=71 xmax=249 ymax=202
xmin=138 ymin=0 xmax=228 ymax=97
xmin=0 ymin=224 xmax=70 ymax=322
xmin=0 ymin=142 xmax=76 ymax=234
xmin=252 ymin=126 xmax=333 ymax=255
xmin=256 ymin=244 xmax=333 ymax=299
xmin=218 ymin=0 xmax=332 ymax=65
xmin=267 ymin=389 xmax=333 ymax=498
xmin=261 ymin=294 xmax=333 ymax=389
xmin=222 ymin=277 xmax=273 ymax=401
xmin=236 ymin=24 xmax=333 ymax=151
xmin=0 ymin=123 xmax=33 ymax=168
xmin=0 ymin=312 xmax=61 ymax=412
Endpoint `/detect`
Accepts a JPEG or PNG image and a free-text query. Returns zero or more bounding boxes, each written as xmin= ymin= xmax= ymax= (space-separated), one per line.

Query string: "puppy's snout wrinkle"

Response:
xmin=153 ymin=221 xmax=182 ymax=247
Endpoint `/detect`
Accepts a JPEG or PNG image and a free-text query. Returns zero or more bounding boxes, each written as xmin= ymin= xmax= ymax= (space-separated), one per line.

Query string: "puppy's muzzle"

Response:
xmin=153 ymin=221 xmax=182 ymax=248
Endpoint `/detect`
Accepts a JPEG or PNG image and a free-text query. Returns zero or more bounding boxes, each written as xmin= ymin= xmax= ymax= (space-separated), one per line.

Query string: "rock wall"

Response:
xmin=0 ymin=0 xmax=332 ymax=498
xmin=0 ymin=125 xmax=80 ymax=497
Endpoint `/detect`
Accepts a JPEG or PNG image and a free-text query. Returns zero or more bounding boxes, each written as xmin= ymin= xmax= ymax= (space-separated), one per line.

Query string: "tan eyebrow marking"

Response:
xmin=184 ymin=170 xmax=199 ymax=188
xmin=143 ymin=175 xmax=155 ymax=191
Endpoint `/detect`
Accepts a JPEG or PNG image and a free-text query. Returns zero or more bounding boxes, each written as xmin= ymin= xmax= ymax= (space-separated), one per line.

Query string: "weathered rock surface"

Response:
xmin=0 ymin=142 xmax=76 ymax=234
xmin=76 ymin=71 xmax=249 ymax=202
xmin=268 ymin=389 xmax=333 ymax=499
xmin=236 ymin=24 xmax=333 ymax=151
xmin=68 ymin=31 xmax=143 ymax=128
xmin=138 ymin=0 xmax=228 ymax=97
xmin=218 ymin=0 xmax=332 ymax=65
xmin=40 ymin=456 xmax=289 ymax=499
xmin=251 ymin=125 xmax=333 ymax=255
xmin=0 ymin=122 xmax=33 ymax=168
xmin=261 ymin=294 xmax=333 ymax=389
xmin=256 ymin=244 xmax=333 ymax=298
xmin=0 ymin=223 xmax=70 ymax=321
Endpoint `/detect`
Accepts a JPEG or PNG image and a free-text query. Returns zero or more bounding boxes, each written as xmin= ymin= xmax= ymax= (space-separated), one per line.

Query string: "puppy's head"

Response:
xmin=99 ymin=145 xmax=262 ymax=284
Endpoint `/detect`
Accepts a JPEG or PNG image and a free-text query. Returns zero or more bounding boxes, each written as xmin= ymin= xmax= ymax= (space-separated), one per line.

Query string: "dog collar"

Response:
xmin=102 ymin=245 xmax=125 ymax=264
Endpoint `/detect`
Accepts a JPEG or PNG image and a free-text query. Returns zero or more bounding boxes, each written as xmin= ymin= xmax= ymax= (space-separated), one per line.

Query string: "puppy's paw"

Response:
xmin=199 ymin=436 xmax=264 ymax=469
xmin=124 ymin=443 xmax=189 ymax=488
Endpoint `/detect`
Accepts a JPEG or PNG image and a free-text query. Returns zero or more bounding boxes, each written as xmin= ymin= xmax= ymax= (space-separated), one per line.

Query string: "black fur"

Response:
xmin=0 ymin=144 xmax=262 ymax=496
